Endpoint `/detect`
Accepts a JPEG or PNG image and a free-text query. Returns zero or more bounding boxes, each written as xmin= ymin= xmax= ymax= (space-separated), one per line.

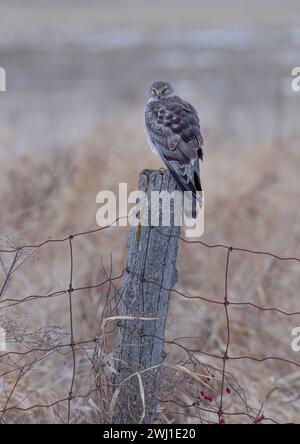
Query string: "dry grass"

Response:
xmin=1 ymin=114 xmax=300 ymax=423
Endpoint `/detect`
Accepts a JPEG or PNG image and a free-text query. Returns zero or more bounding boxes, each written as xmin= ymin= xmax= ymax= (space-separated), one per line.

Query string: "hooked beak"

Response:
xmin=155 ymin=88 xmax=162 ymax=99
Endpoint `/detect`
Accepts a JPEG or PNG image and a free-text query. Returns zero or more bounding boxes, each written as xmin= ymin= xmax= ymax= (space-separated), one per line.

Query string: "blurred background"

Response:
xmin=1 ymin=0 xmax=300 ymax=423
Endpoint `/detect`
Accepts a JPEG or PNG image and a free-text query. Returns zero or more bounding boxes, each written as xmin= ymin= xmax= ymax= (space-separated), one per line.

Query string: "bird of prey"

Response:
xmin=144 ymin=81 xmax=203 ymax=218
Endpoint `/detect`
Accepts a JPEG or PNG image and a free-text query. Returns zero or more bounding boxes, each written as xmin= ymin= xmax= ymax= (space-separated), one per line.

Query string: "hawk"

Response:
xmin=144 ymin=81 xmax=203 ymax=218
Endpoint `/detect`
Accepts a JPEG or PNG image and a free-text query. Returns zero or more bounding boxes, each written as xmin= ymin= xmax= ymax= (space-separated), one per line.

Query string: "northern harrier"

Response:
xmin=144 ymin=81 xmax=203 ymax=218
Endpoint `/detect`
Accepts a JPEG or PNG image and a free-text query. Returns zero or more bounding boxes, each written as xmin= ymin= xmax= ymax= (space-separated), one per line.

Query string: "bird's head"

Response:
xmin=148 ymin=81 xmax=175 ymax=100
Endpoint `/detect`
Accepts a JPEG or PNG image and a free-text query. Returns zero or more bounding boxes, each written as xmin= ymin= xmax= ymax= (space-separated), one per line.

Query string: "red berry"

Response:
xmin=255 ymin=415 xmax=265 ymax=424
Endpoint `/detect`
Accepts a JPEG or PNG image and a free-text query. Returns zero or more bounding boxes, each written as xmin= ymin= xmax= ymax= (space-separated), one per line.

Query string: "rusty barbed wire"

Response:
xmin=0 ymin=221 xmax=300 ymax=424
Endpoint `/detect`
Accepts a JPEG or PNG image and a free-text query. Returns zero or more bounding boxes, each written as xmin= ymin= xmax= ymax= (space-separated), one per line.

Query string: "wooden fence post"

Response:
xmin=113 ymin=169 xmax=181 ymax=424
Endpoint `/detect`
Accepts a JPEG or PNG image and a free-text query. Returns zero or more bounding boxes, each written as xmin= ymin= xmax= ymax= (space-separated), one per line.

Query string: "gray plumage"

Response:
xmin=144 ymin=81 xmax=203 ymax=217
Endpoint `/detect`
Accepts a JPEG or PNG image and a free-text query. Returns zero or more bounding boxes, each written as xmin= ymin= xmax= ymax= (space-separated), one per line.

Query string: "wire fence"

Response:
xmin=0 ymin=221 xmax=300 ymax=424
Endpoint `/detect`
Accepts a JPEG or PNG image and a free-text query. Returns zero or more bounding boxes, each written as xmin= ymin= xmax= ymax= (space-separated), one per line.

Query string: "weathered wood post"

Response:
xmin=113 ymin=169 xmax=181 ymax=424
